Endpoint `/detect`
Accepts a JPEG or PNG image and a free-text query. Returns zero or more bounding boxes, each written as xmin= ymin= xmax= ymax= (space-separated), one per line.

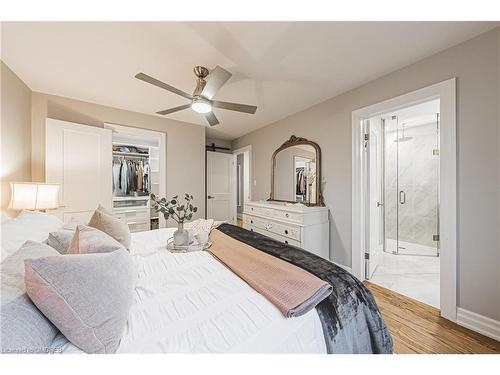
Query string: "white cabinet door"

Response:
xmin=46 ymin=119 xmax=112 ymax=223
xmin=206 ymin=151 xmax=236 ymax=223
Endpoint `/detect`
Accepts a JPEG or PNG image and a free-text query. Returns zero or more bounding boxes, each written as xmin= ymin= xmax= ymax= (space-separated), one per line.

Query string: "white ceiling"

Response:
xmin=1 ymin=22 xmax=498 ymax=140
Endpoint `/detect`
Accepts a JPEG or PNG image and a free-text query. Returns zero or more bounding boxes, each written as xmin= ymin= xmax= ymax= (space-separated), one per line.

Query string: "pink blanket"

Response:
xmin=207 ymin=229 xmax=332 ymax=317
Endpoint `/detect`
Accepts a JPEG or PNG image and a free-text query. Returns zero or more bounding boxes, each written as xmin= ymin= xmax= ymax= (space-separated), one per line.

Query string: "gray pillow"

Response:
xmin=47 ymin=229 xmax=74 ymax=254
xmin=1 ymin=240 xmax=60 ymax=304
xmin=47 ymin=219 xmax=86 ymax=254
xmin=88 ymin=208 xmax=131 ymax=249
xmin=67 ymin=225 xmax=125 ymax=255
xmin=24 ymin=249 xmax=135 ymax=354
xmin=0 ymin=241 xmax=61 ymax=354
xmin=0 ymin=294 xmax=59 ymax=354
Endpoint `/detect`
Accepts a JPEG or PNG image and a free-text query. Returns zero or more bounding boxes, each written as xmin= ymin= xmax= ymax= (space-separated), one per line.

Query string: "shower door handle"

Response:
xmin=399 ymin=190 xmax=406 ymax=204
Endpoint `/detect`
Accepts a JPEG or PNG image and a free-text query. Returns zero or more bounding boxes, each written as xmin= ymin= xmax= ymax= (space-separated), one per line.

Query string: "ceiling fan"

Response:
xmin=135 ymin=66 xmax=257 ymax=126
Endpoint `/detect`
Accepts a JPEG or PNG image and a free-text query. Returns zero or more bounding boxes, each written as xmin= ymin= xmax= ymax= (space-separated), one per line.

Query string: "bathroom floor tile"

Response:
xmin=370 ymin=251 xmax=440 ymax=308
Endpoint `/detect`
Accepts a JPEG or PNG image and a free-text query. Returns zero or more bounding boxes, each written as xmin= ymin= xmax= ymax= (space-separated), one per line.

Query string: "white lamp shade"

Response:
xmin=9 ymin=182 xmax=60 ymax=210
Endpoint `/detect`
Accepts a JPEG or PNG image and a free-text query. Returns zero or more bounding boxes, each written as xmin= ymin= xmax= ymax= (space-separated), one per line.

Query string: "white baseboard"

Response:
xmin=456 ymin=307 xmax=500 ymax=342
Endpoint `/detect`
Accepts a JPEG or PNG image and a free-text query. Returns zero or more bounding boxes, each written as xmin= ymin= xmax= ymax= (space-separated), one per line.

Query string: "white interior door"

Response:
xmin=366 ymin=118 xmax=384 ymax=278
xmin=206 ymin=151 xmax=236 ymax=223
xmin=46 ymin=118 xmax=112 ymax=223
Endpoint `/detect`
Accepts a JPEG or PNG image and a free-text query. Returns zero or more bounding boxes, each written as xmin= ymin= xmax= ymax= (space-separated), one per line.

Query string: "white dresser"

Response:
xmin=242 ymin=201 xmax=330 ymax=259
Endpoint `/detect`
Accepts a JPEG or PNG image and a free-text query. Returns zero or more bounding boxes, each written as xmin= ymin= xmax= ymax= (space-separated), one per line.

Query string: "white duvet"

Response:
xmin=56 ymin=228 xmax=327 ymax=354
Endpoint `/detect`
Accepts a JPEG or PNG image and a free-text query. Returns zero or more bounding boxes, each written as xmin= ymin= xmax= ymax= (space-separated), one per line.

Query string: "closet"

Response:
xmin=106 ymin=123 xmax=166 ymax=232
xmin=46 ymin=119 xmax=166 ymax=231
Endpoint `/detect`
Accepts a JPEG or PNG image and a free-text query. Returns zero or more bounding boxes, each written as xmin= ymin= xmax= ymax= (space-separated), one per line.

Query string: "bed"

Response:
xmin=1 ymin=212 xmax=392 ymax=354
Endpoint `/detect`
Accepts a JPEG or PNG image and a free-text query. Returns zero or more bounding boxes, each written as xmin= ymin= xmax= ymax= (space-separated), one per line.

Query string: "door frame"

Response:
xmin=232 ymin=145 xmax=252 ymax=206
xmin=365 ymin=117 xmax=385 ymax=279
xmin=351 ymin=78 xmax=457 ymax=321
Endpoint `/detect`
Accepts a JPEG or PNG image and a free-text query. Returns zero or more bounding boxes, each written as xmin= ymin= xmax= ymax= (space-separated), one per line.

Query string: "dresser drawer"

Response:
xmin=246 ymin=205 xmax=274 ymax=218
xmin=265 ymin=220 xmax=301 ymax=241
xmin=243 ymin=223 xmax=301 ymax=247
xmin=243 ymin=214 xmax=268 ymax=231
xmin=270 ymin=209 xmax=303 ymax=224
xmin=113 ymin=208 xmax=149 ymax=222
xmin=245 ymin=204 xmax=303 ymax=224
xmin=243 ymin=214 xmax=300 ymax=241
xmin=127 ymin=220 xmax=150 ymax=233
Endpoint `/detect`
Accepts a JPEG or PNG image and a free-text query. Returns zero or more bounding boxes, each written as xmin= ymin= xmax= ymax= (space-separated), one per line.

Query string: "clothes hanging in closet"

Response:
xmin=296 ymin=168 xmax=306 ymax=196
xmin=112 ymin=160 xmax=121 ymax=193
xmin=113 ymin=157 xmax=150 ymax=196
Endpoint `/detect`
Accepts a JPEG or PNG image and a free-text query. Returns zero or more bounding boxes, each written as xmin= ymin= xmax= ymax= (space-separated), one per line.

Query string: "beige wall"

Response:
xmin=233 ymin=28 xmax=500 ymax=320
xmin=0 ymin=61 xmax=32 ymax=215
xmin=31 ymin=92 xmax=206 ymax=219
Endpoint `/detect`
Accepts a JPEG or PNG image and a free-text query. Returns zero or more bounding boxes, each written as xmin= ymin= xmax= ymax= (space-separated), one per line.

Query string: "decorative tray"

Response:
xmin=166 ymin=238 xmax=212 ymax=253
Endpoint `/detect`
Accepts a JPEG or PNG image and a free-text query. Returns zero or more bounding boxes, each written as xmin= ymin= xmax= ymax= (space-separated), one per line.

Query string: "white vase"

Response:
xmin=173 ymin=222 xmax=189 ymax=246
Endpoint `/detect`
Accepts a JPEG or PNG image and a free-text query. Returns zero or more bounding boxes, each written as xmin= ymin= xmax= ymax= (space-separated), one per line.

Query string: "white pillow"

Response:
xmin=1 ymin=212 xmax=12 ymax=224
xmin=0 ymin=210 xmax=63 ymax=262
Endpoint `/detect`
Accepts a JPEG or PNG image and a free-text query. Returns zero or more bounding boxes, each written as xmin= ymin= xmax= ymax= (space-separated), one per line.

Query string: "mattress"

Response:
xmin=56 ymin=228 xmax=327 ymax=353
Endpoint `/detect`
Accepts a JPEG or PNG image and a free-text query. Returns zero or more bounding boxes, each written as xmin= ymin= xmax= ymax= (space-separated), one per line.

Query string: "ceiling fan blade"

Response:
xmin=204 ymin=112 xmax=219 ymax=126
xmin=212 ymin=100 xmax=257 ymax=114
xmin=201 ymin=66 xmax=232 ymax=99
xmin=135 ymin=72 xmax=193 ymax=100
xmin=156 ymin=104 xmax=191 ymax=115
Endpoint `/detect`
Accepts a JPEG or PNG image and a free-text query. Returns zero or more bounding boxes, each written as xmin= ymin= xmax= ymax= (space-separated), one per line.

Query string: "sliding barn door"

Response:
xmin=206 ymin=151 xmax=236 ymax=223
xmin=46 ymin=118 xmax=112 ymax=223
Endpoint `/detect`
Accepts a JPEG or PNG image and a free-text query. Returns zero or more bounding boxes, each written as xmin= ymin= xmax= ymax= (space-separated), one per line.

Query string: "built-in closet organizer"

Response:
xmin=107 ymin=124 xmax=166 ymax=232
xmin=242 ymin=201 xmax=330 ymax=259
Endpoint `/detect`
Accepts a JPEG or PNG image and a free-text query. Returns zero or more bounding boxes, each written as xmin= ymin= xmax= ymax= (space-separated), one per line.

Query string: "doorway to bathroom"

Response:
xmin=365 ymin=99 xmax=440 ymax=308
xmin=352 ymin=79 xmax=456 ymax=320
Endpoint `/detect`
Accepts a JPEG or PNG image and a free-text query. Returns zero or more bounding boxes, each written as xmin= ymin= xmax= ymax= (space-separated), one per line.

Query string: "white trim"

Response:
xmin=351 ymin=78 xmax=457 ymax=321
xmin=233 ymin=145 xmax=253 ymax=201
xmin=456 ymin=308 xmax=500 ymax=342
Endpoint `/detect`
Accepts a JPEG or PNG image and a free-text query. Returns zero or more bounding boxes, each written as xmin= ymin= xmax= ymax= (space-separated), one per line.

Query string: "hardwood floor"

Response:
xmin=365 ymin=282 xmax=500 ymax=354
xmin=236 ymin=218 xmax=243 ymax=227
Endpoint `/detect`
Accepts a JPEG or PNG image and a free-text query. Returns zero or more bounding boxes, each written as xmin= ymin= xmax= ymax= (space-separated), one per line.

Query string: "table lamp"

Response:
xmin=8 ymin=182 xmax=60 ymax=212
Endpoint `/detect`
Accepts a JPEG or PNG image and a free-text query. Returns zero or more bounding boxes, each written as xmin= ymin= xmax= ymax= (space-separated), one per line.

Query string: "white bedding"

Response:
xmin=56 ymin=228 xmax=327 ymax=354
xmin=0 ymin=211 xmax=63 ymax=261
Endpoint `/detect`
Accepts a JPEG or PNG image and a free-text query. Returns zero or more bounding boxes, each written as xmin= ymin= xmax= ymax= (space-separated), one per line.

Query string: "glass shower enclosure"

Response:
xmin=383 ymin=113 xmax=440 ymax=257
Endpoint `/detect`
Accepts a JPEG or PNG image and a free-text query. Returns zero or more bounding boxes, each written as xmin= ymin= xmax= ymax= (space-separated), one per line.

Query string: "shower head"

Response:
xmin=394 ymin=123 xmax=413 ymax=143
xmin=394 ymin=136 xmax=413 ymax=143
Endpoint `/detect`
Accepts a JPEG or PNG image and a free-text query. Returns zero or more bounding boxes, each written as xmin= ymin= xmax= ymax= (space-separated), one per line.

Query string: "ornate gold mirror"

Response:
xmin=269 ymin=135 xmax=324 ymax=206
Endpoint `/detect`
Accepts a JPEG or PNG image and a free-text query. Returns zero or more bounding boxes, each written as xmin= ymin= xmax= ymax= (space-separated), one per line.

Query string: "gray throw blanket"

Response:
xmin=216 ymin=224 xmax=393 ymax=354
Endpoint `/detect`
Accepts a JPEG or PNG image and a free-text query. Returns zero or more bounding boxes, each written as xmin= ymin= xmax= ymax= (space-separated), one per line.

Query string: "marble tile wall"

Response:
xmin=384 ymin=122 xmax=439 ymax=248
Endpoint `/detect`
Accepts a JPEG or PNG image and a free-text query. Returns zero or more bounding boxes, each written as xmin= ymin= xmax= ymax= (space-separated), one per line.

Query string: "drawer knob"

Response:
xmin=285 ymin=213 xmax=289 ymax=218
xmin=284 ymin=230 xmax=288 ymax=235
xmin=250 ymin=220 xmax=253 ymax=224
xmin=250 ymin=228 xmax=254 ymax=232
xmin=285 ymin=240 xmax=288 ymax=244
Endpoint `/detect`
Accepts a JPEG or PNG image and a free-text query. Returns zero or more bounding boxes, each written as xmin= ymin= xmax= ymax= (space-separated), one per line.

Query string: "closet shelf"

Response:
xmin=113 ymin=151 xmax=149 ymax=158
xmin=113 ymin=196 xmax=150 ymax=201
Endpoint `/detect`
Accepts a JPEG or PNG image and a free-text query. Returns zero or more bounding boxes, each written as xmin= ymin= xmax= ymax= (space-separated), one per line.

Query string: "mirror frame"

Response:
xmin=268 ymin=135 xmax=324 ymax=206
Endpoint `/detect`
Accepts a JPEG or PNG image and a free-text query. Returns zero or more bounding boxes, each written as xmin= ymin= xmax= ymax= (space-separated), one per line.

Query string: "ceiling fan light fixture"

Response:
xmin=191 ymin=97 xmax=212 ymax=114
